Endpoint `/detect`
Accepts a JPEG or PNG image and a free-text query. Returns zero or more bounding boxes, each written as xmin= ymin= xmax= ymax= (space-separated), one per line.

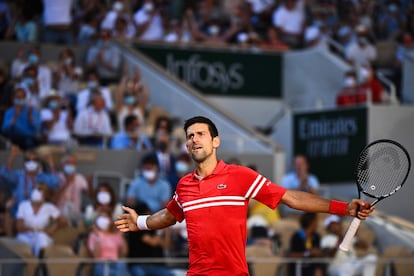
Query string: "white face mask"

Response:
xmin=175 ymin=161 xmax=189 ymax=173
xmin=97 ymin=191 xmax=111 ymax=205
xmin=96 ymin=216 xmax=111 ymax=230
xmin=31 ymin=189 xmax=43 ymax=202
xmin=143 ymin=2 xmax=154 ymax=12
xmin=142 ymin=170 xmax=157 ymax=181
xmin=25 ymin=160 xmax=39 ymax=172
xmin=63 ymin=164 xmax=76 ymax=175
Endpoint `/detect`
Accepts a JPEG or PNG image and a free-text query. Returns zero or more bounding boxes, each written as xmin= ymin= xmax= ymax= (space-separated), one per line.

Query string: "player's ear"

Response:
xmin=212 ymin=136 xmax=220 ymax=149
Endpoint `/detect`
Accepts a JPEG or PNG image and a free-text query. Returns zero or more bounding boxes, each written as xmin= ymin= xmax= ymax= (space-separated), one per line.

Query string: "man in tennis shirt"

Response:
xmin=115 ymin=116 xmax=375 ymax=275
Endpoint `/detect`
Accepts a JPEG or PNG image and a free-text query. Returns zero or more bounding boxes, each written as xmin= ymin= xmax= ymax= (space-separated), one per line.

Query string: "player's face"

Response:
xmin=185 ymin=123 xmax=219 ymax=163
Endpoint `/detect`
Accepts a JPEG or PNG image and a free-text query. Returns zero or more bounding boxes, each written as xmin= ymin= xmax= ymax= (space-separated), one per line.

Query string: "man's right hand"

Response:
xmin=114 ymin=206 xmax=139 ymax=232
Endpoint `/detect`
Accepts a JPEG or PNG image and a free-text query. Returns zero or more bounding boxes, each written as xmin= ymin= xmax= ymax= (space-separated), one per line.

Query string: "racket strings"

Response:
xmin=357 ymin=144 xmax=410 ymax=198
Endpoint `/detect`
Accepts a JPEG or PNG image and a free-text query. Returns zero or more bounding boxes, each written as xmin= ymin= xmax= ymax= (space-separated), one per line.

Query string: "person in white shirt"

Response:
xmin=42 ymin=0 xmax=74 ymax=44
xmin=15 ymin=183 xmax=67 ymax=257
xmin=272 ymin=0 xmax=306 ymax=48
xmin=76 ymin=69 xmax=114 ymax=113
xmin=345 ymin=25 xmax=377 ymax=67
xmin=25 ymin=46 xmax=52 ymax=99
xmin=73 ymin=93 xmax=113 ymax=147
xmin=133 ymin=0 xmax=164 ymax=41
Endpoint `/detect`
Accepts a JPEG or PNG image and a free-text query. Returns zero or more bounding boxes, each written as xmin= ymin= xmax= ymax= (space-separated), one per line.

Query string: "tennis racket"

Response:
xmin=339 ymin=139 xmax=411 ymax=252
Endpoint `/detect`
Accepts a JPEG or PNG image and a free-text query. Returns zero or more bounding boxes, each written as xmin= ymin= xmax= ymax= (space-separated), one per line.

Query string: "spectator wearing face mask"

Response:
xmin=73 ymin=93 xmax=113 ymax=147
xmin=133 ymin=0 xmax=164 ymax=41
xmin=15 ymin=182 xmax=67 ymax=257
xmin=76 ymin=69 xmax=114 ymax=113
xmin=336 ymin=70 xmax=368 ymax=107
xmin=40 ymin=93 xmax=74 ymax=146
xmin=126 ymin=154 xmax=172 ymax=214
xmin=1 ymin=87 xmax=42 ymax=150
xmin=23 ymin=46 xmax=52 ymax=100
xmin=53 ymin=154 xmax=92 ymax=226
xmin=87 ymin=210 xmax=128 ymax=276
xmin=84 ymin=183 xmax=123 ymax=227
xmin=1 ymin=146 xmax=59 ymax=221
xmin=110 ymin=114 xmax=152 ymax=150
xmin=345 ymin=25 xmax=377 ymax=67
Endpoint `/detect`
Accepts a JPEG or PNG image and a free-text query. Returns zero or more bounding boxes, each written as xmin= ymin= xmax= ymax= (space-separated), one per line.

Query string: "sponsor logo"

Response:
xmin=217 ymin=184 xmax=227 ymax=189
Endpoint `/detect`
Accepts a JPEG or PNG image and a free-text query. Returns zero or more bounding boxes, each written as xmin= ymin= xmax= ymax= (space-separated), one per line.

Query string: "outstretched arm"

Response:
xmin=115 ymin=206 xmax=177 ymax=232
xmin=281 ymin=190 xmax=375 ymax=220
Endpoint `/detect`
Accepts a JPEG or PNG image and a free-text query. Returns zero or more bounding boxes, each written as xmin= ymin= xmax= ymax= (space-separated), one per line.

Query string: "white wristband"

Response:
xmin=137 ymin=215 xmax=150 ymax=230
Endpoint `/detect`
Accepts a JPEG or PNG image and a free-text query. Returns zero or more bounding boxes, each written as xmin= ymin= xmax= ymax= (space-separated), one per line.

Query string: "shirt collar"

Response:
xmin=191 ymin=160 xmax=226 ymax=180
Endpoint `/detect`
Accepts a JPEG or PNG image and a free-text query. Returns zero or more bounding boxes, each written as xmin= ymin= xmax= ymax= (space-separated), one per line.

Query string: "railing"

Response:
xmin=1 ymin=256 xmax=414 ymax=276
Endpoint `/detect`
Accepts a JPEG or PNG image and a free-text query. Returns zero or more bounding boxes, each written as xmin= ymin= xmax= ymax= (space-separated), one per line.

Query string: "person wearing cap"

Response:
xmin=321 ymin=215 xmax=378 ymax=276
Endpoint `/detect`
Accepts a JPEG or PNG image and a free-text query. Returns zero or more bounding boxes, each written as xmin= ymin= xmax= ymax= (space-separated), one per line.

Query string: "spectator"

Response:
xmin=221 ymin=3 xmax=256 ymax=45
xmin=377 ymin=3 xmax=405 ymax=41
xmin=85 ymin=29 xmax=122 ymax=85
xmin=19 ymin=65 xmax=41 ymax=108
xmin=53 ymin=47 xmax=83 ymax=101
xmin=10 ymin=48 xmax=26 ymax=80
xmin=393 ymin=31 xmax=414 ymax=100
xmin=272 ymin=0 xmax=307 ymax=49
xmin=0 ymin=65 xmax=14 ymax=127
xmin=345 ymin=25 xmax=377 ymax=67
xmin=87 ymin=210 xmax=128 ymax=276
xmin=115 ymin=68 xmax=149 ymax=131
xmin=126 ymin=153 xmax=172 ymax=214
xmin=358 ymin=66 xmax=388 ymax=104
xmin=15 ymin=182 xmax=67 ymax=257
xmin=76 ymin=69 xmax=114 ymax=113
xmin=1 ymin=146 xmax=59 ymax=219
xmin=282 ymin=154 xmax=320 ymax=194
xmin=287 ymin=212 xmax=324 ymax=276
xmin=5 ymin=5 xmax=38 ymax=42
xmin=133 ymin=0 xmax=165 ymax=41
xmin=40 ymin=93 xmax=74 ymax=146
xmin=1 ymin=87 xmax=42 ymax=150
xmin=113 ymin=15 xmax=137 ymax=40
xmin=336 ymin=70 xmax=367 ymax=107
xmin=0 ymin=0 xmax=11 ymax=39
xmin=174 ymin=152 xmax=192 ymax=178
xmin=321 ymin=215 xmax=378 ymax=276
xmin=110 ymin=114 xmax=152 ymax=150
xmin=126 ymin=202 xmax=174 ymax=276
xmin=53 ymin=153 xmax=91 ymax=226
xmin=260 ymin=27 xmax=289 ymax=51
xmin=42 ymin=0 xmax=74 ymax=44
xmin=73 ymin=93 xmax=113 ymax=147
xmin=77 ymin=11 xmax=99 ymax=46
xmin=152 ymin=131 xmax=179 ymax=190
xmin=26 ymin=46 xmax=53 ymax=100
xmin=84 ymin=183 xmax=123 ymax=227
xmin=151 ymin=115 xmax=173 ymax=144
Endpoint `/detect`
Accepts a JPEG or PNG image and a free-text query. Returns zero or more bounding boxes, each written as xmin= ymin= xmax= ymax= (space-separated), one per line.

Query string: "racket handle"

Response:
xmin=339 ymin=217 xmax=361 ymax=252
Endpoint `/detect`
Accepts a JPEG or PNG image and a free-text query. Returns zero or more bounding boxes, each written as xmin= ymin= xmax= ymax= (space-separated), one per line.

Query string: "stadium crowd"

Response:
xmin=0 ymin=0 xmax=413 ymax=275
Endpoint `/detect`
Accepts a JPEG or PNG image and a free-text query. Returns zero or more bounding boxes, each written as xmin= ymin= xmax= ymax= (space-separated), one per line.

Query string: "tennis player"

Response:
xmin=115 ymin=116 xmax=375 ymax=275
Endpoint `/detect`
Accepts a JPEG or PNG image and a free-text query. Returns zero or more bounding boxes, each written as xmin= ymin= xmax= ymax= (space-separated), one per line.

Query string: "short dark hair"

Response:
xmin=183 ymin=116 xmax=219 ymax=138
xmin=299 ymin=212 xmax=317 ymax=229
xmin=141 ymin=153 xmax=159 ymax=167
xmin=124 ymin=114 xmax=138 ymax=129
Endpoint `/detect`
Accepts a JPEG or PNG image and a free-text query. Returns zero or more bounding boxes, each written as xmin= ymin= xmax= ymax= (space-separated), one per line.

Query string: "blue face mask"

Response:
xmin=14 ymin=98 xmax=26 ymax=106
xmin=63 ymin=164 xmax=76 ymax=175
xmin=49 ymin=100 xmax=59 ymax=110
xmin=87 ymin=81 xmax=97 ymax=89
xmin=24 ymin=77 xmax=34 ymax=86
xmin=28 ymin=54 xmax=39 ymax=64
xmin=124 ymin=95 xmax=136 ymax=105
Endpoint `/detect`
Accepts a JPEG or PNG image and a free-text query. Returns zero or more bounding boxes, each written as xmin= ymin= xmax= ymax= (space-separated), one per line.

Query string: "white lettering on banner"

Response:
xmin=166 ymin=54 xmax=244 ymax=93
xmin=297 ymin=117 xmax=358 ymax=158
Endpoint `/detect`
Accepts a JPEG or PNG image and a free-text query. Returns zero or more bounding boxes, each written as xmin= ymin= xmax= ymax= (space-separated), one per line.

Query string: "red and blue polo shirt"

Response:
xmin=166 ymin=160 xmax=287 ymax=275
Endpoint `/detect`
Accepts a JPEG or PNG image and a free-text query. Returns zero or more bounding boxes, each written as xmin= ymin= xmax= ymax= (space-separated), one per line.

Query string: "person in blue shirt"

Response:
xmin=125 ymin=153 xmax=171 ymax=214
xmin=281 ymin=154 xmax=320 ymax=216
xmin=110 ymin=114 xmax=152 ymax=150
xmin=1 ymin=87 xmax=42 ymax=150
xmin=1 ymin=145 xmax=60 ymax=219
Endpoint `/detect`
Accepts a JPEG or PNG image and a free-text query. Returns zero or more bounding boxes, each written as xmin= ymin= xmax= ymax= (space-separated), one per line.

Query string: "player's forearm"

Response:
xmin=282 ymin=190 xmax=335 ymax=213
xmin=146 ymin=208 xmax=177 ymax=230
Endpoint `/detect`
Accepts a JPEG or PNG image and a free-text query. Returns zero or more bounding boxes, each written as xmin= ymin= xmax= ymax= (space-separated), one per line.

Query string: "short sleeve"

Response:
xmin=166 ymin=194 xmax=184 ymax=222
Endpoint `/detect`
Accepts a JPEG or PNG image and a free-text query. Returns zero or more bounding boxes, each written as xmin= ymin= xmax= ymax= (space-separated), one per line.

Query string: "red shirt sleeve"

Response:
xmin=166 ymin=194 xmax=184 ymax=222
